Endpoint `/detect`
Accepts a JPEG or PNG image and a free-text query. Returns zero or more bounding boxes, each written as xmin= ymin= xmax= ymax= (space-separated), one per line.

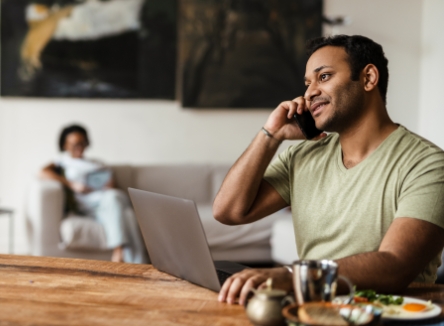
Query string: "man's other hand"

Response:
xmin=218 ymin=267 xmax=293 ymax=305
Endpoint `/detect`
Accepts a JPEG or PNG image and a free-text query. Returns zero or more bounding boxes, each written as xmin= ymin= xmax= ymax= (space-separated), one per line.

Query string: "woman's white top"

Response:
xmin=55 ymin=152 xmax=105 ymax=215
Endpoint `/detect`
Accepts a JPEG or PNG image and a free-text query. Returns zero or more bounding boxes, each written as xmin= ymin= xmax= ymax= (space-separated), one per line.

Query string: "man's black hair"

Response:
xmin=306 ymin=35 xmax=389 ymax=103
xmin=58 ymin=124 xmax=90 ymax=152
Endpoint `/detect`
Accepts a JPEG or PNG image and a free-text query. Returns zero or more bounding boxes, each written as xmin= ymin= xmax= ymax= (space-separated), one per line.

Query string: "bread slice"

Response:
xmin=298 ymin=303 xmax=348 ymax=326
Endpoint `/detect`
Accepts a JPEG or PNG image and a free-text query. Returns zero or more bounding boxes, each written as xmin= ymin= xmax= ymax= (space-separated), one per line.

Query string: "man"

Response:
xmin=213 ymin=35 xmax=444 ymax=305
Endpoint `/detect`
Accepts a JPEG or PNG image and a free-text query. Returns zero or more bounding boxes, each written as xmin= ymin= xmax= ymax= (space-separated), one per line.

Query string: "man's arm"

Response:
xmin=213 ymin=132 xmax=287 ymax=225
xmin=338 ymin=217 xmax=444 ymax=293
xmin=213 ymin=97 xmax=322 ymax=225
xmin=219 ymin=217 xmax=444 ymax=305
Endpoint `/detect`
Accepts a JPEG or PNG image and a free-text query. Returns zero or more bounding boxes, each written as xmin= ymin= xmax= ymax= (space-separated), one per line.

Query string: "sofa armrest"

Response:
xmin=26 ymin=179 xmax=65 ymax=256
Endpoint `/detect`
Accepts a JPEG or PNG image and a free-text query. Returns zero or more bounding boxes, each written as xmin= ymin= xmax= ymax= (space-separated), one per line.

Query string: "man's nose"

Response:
xmin=304 ymin=83 xmax=321 ymax=102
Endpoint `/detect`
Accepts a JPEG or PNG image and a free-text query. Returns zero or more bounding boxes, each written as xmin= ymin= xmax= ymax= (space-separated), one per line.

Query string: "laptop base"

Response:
xmin=214 ymin=261 xmax=248 ymax=285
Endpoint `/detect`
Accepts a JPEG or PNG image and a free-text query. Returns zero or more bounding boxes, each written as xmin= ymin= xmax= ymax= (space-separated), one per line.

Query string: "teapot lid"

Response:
xmin=254 ymin=278 xmax=287 ymax=297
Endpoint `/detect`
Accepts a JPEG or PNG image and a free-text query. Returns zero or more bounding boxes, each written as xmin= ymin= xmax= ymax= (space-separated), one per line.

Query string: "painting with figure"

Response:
xmin=1 ymin=0 xmax=177 ymax=98
xmin=179 ymin=0 xmax=323 ymax=108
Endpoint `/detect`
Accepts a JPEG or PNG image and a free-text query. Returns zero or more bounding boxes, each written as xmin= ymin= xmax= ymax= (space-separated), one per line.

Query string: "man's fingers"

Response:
xmin=284 ymin=100 xmax=296 ymax=119
xmin=218 ymin=268 xmax=294 ymax=306
xmin=239 ymin=277 xmax=263 ymax=306
xmin=218 ymin=277 xmax=233 ymax=302
xmin=226 ymin=277 xmax=245 ymax=304
xmin=257 ymin=280 xmax=268 ymax=289
xmin=277 ymin=101 xmax=296 ymax=120
xmin=292 ymin=96 xmax=307 ymax=116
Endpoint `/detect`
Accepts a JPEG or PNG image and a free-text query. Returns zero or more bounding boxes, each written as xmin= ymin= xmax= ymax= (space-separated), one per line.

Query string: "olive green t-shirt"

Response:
xmin=264 ymin=126 xmax=444 ymax=283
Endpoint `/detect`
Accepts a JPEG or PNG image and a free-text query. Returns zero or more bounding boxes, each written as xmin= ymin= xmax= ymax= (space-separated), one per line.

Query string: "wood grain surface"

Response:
xmin=2 ymin=254 xmax=444 ymax=326
xmin=0 ymin=255 xmax=250 ymax=326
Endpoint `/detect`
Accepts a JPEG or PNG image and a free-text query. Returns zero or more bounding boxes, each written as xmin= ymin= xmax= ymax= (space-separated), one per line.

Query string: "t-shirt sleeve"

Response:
xmin=54 ymin=154 xmax=63 ymax=168
xmin=395 ymin=151 xmax=444 ymax=229
xmin=263 ymin=146 xmax=293 ymax=205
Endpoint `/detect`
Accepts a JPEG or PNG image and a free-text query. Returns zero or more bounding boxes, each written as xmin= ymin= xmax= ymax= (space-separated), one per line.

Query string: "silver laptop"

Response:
xmin=128 ymin=188 xmax=247 ymax=292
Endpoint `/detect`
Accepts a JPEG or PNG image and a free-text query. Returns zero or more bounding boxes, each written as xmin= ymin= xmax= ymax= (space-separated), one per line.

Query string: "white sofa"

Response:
xmin=26 ymin=164 xmax=297 ymax=264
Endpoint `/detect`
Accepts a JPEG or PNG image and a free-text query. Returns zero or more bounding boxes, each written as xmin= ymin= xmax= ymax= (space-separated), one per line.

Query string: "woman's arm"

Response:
xmin=40 ymin=163 xmax=71 ymax=187
xmin=40 ymin=163 xmax=89 ymax=193
xmin=105 ymin=173 xmax=116 ymax=189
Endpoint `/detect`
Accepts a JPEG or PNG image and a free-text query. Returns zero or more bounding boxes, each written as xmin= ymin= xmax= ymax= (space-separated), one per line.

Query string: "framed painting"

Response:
xmin=1 ymin=0 xmax=177 ymax=99
xmin=179 ymin=0 xmax=323 ymax=108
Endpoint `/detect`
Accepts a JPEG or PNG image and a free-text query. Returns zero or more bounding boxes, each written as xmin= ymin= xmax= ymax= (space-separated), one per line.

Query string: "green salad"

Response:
xmin=354 ymin=289 xmax=404 ymax=305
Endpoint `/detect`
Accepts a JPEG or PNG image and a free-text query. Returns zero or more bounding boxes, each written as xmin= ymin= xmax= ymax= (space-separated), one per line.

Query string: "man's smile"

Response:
xmin=310 ymin=100 xmax=329 ymax=117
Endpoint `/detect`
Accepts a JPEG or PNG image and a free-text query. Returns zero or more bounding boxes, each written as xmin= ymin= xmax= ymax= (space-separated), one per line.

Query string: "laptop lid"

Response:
xmin=128 ymin=188 xmax=222 ymax=292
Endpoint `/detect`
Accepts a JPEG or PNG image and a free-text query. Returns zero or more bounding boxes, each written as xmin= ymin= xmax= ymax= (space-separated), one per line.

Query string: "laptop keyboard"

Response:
xmin=216 ymin=269 xmax=232 ymax=285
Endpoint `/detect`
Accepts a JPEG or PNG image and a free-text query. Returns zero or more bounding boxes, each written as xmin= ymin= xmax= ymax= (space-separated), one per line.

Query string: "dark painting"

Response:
xmin=179 ymin=0 xmax=323 ymax=108
xmin=1 ymin=0 xmax=177 ymax=99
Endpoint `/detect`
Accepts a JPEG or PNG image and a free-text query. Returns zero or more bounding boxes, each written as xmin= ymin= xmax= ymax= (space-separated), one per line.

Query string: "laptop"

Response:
xmin=128 ymin=188 xmax=247 ymax=292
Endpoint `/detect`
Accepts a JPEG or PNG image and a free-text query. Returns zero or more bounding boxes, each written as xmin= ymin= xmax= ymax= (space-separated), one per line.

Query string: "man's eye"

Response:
xmin=320 ymin=74 xmax=330 ymax=81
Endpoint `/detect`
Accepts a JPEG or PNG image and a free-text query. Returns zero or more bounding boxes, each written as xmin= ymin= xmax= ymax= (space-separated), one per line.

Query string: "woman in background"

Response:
xmin=41 ymin=124 xmax=146 ymax=263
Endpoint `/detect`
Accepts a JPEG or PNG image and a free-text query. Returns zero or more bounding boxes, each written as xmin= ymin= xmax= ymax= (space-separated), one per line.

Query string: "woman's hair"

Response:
xmin=58 ymin=124 xmax=90 ymax=152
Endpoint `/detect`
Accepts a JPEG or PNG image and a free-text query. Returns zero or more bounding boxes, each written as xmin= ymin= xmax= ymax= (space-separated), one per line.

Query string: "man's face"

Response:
xmin=304 ymin=46 xmax=365 ymax=133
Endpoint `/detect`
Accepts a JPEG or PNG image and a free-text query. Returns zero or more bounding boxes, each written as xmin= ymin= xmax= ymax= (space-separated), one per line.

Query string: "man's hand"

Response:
xmin=218 ymin=267 xmax=293 ymax=305
xmin=264 ymin=96 xmax=322 ymax=142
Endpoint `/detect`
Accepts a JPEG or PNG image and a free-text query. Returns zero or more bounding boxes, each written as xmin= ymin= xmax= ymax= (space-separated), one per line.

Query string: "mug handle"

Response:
xmin=338 ymin=275 xmax=355 ymax=304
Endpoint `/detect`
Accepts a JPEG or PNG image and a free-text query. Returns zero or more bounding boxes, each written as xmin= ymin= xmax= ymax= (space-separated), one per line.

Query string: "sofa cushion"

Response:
xmin=197 ymin=205 xmax=286 ymax=250
xmin=210 ymin=165 xmax=230 ymax=200
xmin=270 ymin=214 xmax=299 ymax=264
xmin=133 ymin=165 xmax=213 ymax=204
xmin=59 ymin=216 xmax=107 ymax=250
xmin=111 ymin=165 xmax=133 ymax=192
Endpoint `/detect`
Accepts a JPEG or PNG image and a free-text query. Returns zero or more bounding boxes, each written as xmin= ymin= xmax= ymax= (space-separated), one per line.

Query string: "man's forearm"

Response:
xmin=337 ymin=218 xmax=444 ymax=293
xmin=337 ymin=251 xmax=415 ymax=294
xmin=213 ymin=130 xmax=282 ymax=225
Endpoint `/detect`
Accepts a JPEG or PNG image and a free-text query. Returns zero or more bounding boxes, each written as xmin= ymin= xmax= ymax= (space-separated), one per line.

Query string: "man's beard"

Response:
xmin=317 ymin=81 xmax=365 ymax=133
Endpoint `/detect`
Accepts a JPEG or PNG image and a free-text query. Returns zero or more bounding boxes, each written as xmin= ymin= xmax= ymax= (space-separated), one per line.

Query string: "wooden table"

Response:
xmin=2 ymin=255 xmax=444 ymax=326
xmin=0 ymin=255 xmax=249 ymax=326
xmin=0 ymin=208 xmax=14 ymax=254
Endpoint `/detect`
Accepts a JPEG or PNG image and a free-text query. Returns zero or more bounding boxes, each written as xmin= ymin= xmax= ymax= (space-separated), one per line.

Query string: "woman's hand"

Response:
xmin=69 ymin=181 xmax=91 ymax=194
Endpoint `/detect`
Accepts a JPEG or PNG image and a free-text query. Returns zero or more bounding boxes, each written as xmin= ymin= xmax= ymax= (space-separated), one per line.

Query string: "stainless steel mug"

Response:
xmin=292 ymin=260 xmax=354 ymax=304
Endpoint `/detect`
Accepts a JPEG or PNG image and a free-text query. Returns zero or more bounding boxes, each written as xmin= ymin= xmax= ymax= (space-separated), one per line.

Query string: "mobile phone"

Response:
xmin=293 ymin=110 xmax=323 ymax=140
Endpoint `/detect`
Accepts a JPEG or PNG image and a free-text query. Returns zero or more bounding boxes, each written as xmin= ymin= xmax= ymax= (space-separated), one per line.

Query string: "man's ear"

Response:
xmin=362 ymin=64 xmax=379 ymax=92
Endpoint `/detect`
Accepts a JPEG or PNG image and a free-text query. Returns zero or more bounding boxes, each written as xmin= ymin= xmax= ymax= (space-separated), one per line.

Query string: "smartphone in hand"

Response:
xmin=293 ymin=110 xmax=323 ymax=140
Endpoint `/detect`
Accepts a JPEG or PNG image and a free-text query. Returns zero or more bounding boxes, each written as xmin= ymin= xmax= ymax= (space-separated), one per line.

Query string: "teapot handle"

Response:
xmin=281 ymin=295 xmax=295 ymax=307
xmin=243 ymin=288 xmax=256 ymax=308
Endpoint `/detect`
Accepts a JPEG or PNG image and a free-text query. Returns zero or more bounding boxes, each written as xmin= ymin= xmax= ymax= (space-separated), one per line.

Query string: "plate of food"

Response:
xmin=282 ymin=302 xmax=375 ymax=326
xmin=335 ymin=289 xmax=442 ymax=321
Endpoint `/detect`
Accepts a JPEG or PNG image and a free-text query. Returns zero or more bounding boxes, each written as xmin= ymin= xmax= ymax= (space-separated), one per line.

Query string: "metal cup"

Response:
xmin=292 ymin=260 xmax=354 ymax=304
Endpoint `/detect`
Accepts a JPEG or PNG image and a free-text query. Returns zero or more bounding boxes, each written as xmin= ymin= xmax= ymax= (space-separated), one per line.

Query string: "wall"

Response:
xmin=0 ymin=0 xmax=426 ymax=254
xmin=0 ymin=100 xmax=275 ymax=253
xmin=418 ymin=0 xmax=444 ymax=148
xmin=323 ymin=0 xmax=423 ymax=131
